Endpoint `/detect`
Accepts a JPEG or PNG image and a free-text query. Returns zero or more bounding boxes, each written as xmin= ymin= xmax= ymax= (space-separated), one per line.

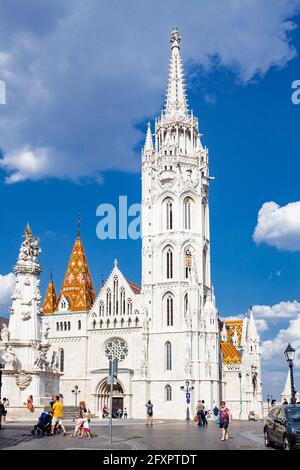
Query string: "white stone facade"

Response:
xmin=1 ymin=29 xmax=263 ymax=420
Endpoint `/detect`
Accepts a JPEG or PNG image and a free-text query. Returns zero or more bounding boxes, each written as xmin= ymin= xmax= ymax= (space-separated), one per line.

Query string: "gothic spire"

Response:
xmin=57 ymin=235 xmax=96 ymax=312
xmin=144 ymin=122 xmax=153 ymax=152
xmin=247 ymin=307 xmax=259 ymax=340
xmin=165 ymin=27 xmax=189 ymax=118
xmin=42 ymin=275 xmax=57 ymax=315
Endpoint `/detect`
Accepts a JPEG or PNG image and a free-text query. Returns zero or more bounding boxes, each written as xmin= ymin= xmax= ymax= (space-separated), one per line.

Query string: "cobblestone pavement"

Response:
xmin=0 ymin=419 xmax=271 ymax=450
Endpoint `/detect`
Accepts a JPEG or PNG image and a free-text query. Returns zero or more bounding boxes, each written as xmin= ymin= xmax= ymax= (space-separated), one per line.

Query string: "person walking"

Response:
xmin=51 ymin=395 xmax=67 ymax=436
xmin=0 ymin=399 xmax=4 ymax=428
xmin=73 ymin=401 xmax=87 ymax=437
xmin=282 ymin=398 xmax=288 ymax=405
xmin=2 ymin=398 xmax=9 ymax=423
xmin=145 ymin=400 xmax=154 ymax=426
xmin=219 ymin=401 xmax=231 ymax=441
xmin=271 ymin=399 xmax=276 ymax=408
xmin=196 ymin=400 xmax=205 ymax=427
xmin=201 ymin=400 xmax=208 ymax=427
xmin=123 ymin=407 xmax=128 ymax=419
xmin=213 ymin=405 xmax=219 ymax=421
xmin=80 ymin=412 xmax=92 ymax=438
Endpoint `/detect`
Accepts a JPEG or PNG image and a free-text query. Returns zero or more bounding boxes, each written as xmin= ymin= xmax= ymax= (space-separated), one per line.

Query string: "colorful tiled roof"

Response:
xmin=223 ymin=319 xmax=243 ymax=346
xmin=57 ymin=236 xmax=96 ymax=312
xmin=42 ymin=278 xmax=57 ymax=314
xmin=220 ymin=341 xmax=241 ymax=364
xmin=127 ymin=280 xmax=141 ymax=295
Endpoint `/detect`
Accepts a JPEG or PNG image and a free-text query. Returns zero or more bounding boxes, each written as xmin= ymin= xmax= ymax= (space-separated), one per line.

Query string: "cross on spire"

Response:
xmin=77 ymin=214 xmax=81 ymax=238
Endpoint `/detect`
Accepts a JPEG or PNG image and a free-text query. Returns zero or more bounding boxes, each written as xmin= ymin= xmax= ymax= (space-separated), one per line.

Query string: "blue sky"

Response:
xmin=0 ymin=0 xmax=300 ymax=399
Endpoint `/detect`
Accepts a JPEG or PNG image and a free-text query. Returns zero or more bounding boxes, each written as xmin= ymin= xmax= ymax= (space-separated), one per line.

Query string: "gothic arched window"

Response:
xmin=127 ymin=298 xmax=133 ymax=316
xmin=99 ymin=301 xmax=104 ymax=317
xmin=164 ymin=198 xmax=173 ymax=231
xmin=203 ymin=246 xmax=208 ymax=286
xmin=165 ymin=342 xmax=172 ymax=370
xmin=165 ymin=385 xmax=172 ymax=401
xmin=78 ymin=320 xmax=81 ymax=330
xmin=113 ymin=276 xmax=119 ymax=315
xmin=184 ymin=197 xmax=194 ymax=230
xmin=59 ymin=349 xmax=64 ymax=373
xmin=120 ymin=287 xmax=125 ymax=315
xmin=166 ymin=247 xmax=173 ymax=279
xmin=166 ymin=294 xmax=174 ymax=326
xmin=185 ymin=248 xmax=192 ymax=279
xmin=184 ymin=293 xmax=189 ymax=317
xmin=106 ymin=288 xmax=111 ymax=316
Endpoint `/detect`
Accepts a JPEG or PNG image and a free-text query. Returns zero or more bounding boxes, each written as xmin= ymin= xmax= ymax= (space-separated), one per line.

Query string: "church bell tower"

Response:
xmin=140 ymin=28 xmax=220 ymax=418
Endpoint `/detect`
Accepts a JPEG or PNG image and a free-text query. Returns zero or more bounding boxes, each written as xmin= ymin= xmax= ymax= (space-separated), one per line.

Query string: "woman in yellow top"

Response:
xmin=51 ymin=395 xmax=67 ymax=436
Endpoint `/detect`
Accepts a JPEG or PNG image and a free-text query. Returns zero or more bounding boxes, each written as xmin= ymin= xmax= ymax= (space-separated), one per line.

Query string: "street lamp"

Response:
xmin=71 ymin=385 xmax=81 ymax=407
xmin=0 ymin=362 xmax=5 ymax=430
xmin=267 ymin=394 xmax=270 ymax=412
xmin=284 ymin=343 xmax=296 ymax=404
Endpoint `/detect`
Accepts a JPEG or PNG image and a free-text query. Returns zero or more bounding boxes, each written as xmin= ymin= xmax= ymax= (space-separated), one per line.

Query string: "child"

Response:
xmin=81 ymin=412 xmax=91 ymax=438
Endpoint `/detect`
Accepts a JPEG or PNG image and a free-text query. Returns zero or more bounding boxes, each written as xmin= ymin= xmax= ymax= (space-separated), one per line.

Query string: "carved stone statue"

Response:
xmin=2 ymin=345 xmax=17 ymax=370
xmin=1 ymin=324 xmax=9 ymax=342
xmin=33 ymin=343 xmax=50 ymax=370
xmin=41 ymin=321 xmax=50 ymax=342
xmin=50 ymin=351 xmax=59 ymax=372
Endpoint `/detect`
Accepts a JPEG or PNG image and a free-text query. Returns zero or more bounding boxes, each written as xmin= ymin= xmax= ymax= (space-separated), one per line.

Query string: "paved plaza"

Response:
xmin=0 ymin=419 xmax=271 ymax=451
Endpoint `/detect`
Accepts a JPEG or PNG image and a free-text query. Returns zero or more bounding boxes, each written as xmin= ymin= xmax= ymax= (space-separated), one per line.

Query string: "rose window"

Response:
xmin=104 ymin=338 xmax=128 ymax=362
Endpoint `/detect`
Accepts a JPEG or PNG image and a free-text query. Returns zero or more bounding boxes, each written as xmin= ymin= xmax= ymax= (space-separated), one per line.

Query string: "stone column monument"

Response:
xmin=0 ymin=225 xmax=60 ymax=418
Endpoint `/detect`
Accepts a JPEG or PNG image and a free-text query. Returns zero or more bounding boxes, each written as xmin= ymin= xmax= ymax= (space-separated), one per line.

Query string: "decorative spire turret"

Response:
xmin=143 ymin=122 xmax=153 ymax=152
xmin=247 ymin=307 xmax=259 ymax=341
xmin=43 ymin=275 xmax=57 ymax=315
xmin=165 ymin=27 xmax=188 ymax=118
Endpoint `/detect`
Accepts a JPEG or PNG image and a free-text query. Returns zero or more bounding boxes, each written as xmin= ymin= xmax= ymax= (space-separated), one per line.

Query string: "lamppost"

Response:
xmin=284 ymin=343 xmax=296 ymax=404
xmin=71 ymin=385 xmax=81 ymax=407
xmin=0 ymin=362 xmax=5 ymax=430
xmin=267 ymin=394 xmax=270 ymax=412
xmin=181 ymin=380 xmax=194 ymax=421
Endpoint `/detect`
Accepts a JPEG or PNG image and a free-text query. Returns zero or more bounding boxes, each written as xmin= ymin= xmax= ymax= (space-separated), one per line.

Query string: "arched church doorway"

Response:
xmin=98 ymin=379 xmax=125 ymax=418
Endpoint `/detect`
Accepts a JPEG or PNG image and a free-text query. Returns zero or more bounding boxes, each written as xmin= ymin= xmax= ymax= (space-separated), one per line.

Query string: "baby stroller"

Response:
xmin=31 ymin=411 xmax=52 ymax=435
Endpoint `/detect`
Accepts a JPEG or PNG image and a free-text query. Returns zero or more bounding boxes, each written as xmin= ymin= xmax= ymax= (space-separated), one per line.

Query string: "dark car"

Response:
xmin=264 ymin=404 xmax=300 ymax=450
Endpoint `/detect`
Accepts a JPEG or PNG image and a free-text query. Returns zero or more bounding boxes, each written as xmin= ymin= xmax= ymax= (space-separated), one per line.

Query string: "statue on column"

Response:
xmin=2 ymin=345 xmax=17 ymax=370
xmin=0 ymin=324 xmax=9 ymax=343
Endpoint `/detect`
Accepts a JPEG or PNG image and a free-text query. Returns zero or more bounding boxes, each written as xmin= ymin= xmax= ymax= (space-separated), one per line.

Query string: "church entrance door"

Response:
xmin=97 ymin=379 xmax=125 ymax=418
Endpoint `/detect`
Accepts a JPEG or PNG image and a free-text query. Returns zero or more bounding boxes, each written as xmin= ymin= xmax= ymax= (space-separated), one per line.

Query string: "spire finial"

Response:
xmin=170 ymin=27 xmax=181 ymax=49
xmin=77 ymin=214 xmax=81 ymax=238
xmin=114 ymin=258 xmax=118 ymax=268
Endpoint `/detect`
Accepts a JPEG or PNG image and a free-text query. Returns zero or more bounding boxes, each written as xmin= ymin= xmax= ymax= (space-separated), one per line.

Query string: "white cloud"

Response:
xmin=0 ymin=146 xmax=53 ymax=183
xmin=0 ymin=272 xmax=15 ymax=307
xmin=252 ymin=300 xmax=300 ymax=322
xmin=262 ymin=315 xmax=300 ymax=367
xmin=253 ymin=201 xmax=300 ymax=251
xmin=255 ymin=318 xmax=269 ymax=333
xmin=0 ymin=0 xmax=299 ymax=183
